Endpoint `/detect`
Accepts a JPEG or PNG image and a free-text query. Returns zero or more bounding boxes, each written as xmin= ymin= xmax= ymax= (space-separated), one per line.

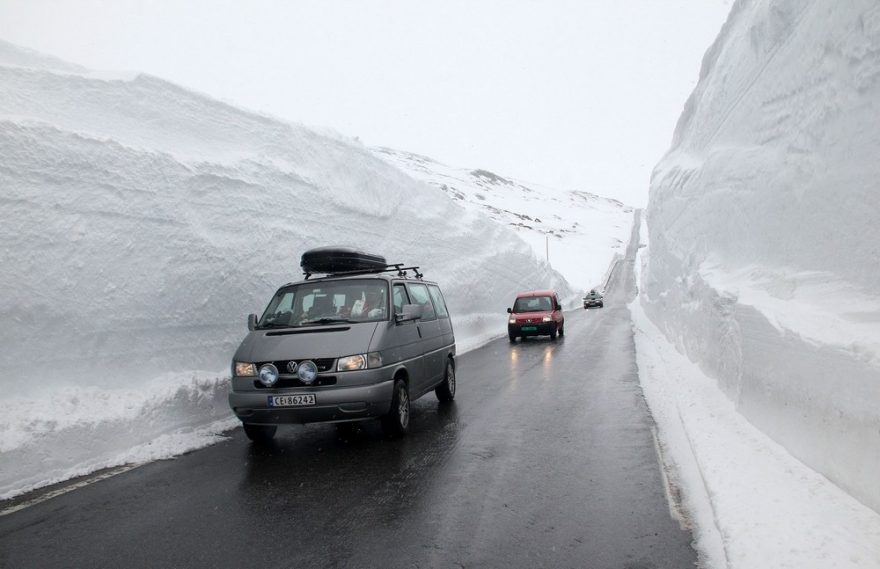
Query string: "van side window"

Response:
xmin=393 ymin=284 xmax=410 ymax=315
xmin=427 ymin=285 xmax=449 ymax=318
xmin=406 ymin=283 xmax=437 ymax=321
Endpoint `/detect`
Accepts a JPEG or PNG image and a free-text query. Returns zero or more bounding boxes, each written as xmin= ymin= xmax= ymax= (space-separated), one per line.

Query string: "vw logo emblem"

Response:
xmin=286 ymin=361 xmax=299 ymax=373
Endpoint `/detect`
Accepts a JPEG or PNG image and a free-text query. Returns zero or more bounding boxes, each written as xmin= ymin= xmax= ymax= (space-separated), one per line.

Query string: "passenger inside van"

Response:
xmin=355 ymin=290 xmax=386 ymax=318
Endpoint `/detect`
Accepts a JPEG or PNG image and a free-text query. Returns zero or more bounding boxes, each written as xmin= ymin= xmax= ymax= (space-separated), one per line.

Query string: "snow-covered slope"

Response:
xmin=0 ymin=41 xmax=592 ymax=498
xmin=373 ymin=148 xmax=634 ymax=292
xmin=0 ymin=39 xmax=87 ymax=74
xmin=640 ymin=0 xmax=880 ymax=515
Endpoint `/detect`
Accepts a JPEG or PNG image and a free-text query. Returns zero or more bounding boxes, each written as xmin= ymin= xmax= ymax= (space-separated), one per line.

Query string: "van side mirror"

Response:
xmin=507 ymin=307 xmax=512 ymax=313
xmin=247 ymin=314 xmax=258 ymax=331
xmin=395 ymin=303 xmax=423 ymax=323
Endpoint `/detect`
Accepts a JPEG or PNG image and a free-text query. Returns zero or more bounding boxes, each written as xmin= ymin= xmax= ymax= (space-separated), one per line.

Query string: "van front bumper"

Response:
xmin=229 ymin=377 xmax=395 ymax=425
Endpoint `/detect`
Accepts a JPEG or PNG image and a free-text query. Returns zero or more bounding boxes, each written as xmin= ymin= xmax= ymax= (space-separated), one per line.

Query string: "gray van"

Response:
xmin=229 ymin=248 xmax=456 ymax=442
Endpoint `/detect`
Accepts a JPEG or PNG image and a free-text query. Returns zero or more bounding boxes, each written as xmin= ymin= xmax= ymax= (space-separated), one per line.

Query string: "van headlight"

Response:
xmin=542 ymin=315 xmax=552 ymax=322
xmin=337 ymin=354 xmax=366 ymax=371
xmin=234 ymin=362 xmax=257 ymax=376
xmin=337 ymin=352 xmax=383 ymax=371
xmin=508 ymin=318 xmax=516 ymax=324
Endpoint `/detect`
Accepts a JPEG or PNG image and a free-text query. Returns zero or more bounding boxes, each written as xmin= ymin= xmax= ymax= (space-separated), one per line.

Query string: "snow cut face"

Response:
xmin=0 ymin=40 xmax=641 ymax=501
xmin=0 ymin=39 xmax=573 ymax=394
xmin=641 ymin=0 xmax=880 ymax=515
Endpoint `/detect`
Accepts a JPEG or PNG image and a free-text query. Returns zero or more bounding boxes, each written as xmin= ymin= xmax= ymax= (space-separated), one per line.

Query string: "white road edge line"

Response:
xmin=0 ymin=463 xmax=146 ymax=517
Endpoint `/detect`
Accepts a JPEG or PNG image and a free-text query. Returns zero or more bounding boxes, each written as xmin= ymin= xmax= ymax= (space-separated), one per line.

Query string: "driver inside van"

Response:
xmin=307 ymin=294 xmax=335 ymax=319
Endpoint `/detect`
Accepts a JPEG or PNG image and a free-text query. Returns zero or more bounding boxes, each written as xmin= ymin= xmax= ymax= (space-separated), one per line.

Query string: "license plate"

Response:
xmin=521 ymin=326 xmax=537 ymax=331
xmin=268 ymin=394 xmax=316 ymax=407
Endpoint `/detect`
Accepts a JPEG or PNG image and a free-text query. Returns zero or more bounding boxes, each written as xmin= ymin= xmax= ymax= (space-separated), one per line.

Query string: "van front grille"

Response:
xmin=253 ymin=376 xmax=337 ymax=389
xmin=250 ymin=358 xmax=337 ymax=389
xmin=257 ymin=358 xmax=336 ymax=373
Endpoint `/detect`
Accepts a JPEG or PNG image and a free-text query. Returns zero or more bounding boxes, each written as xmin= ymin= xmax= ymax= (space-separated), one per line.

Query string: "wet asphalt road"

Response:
xmin=0 ymin=213 xmax=696 ymax=569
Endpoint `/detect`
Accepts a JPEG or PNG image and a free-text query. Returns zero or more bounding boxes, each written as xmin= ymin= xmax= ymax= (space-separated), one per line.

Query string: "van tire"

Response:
xmin=243 ymin=423 xmax=276 ymax=444
xmin=508 ymin=333 xmax=517 ymax=342
xmin=381 ymin=380 xmax=410 ymax=437
xmin=550 ymin=325 xmax=558 ymax=340
xmin=435 ymin=359 xmax=456 ymax=402
xmin=559 ymin=324 xmax=564 ymax=337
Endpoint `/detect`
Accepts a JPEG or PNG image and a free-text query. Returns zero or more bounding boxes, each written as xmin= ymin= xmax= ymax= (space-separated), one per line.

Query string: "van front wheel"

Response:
xmin=382 ymin=380 xmax=410 ymax=437
xmin=435 ymin=359 xmax=456 ymax=402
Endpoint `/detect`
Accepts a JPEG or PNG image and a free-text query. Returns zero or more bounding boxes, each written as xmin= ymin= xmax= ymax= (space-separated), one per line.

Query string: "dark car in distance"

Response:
xmin=583 ymin=289 xmax=604 ymax=309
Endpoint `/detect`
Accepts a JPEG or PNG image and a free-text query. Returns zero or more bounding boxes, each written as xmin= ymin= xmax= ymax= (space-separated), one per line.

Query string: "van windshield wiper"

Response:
xmin=257 ymin=322 xmax=294 ymax=329
xmin=300 ymin=317 xmax=357 ymax=326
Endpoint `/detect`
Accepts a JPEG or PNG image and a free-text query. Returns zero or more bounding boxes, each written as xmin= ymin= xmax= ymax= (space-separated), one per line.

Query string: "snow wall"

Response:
xmin=641 ymin=0 xmax=880 ymax=513
xmin=0 ymin=40 xmax=574 ymax=498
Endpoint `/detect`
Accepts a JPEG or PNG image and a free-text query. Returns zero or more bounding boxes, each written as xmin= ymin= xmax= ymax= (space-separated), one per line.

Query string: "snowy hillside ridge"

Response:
xmin=0 ymin=40 xmax=622 ymax=499
xmin=642 ymin=1 xmax=880 ymax=513
xmin=373 ymin=146 xmax=634 ymax=292
xmin=0 ymin=38 xmax=87 ymax=74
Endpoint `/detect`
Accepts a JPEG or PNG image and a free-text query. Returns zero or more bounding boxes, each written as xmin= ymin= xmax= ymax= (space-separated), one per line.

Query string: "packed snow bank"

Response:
xmin=641 ymin=0 xmax=880 ymax=513
xmin=634 ymin=217 xmax=880 ymax=568
xmin=0 ymin=40 xmax=636 ymax=500
xmin=0 ymin=42 xmax=601 ymax=498
xmin=0 ymin=372 xmax=238 ymax=498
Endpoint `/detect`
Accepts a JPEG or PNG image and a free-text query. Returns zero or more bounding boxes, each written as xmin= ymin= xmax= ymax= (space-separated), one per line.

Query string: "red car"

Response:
xmin=507 ymin=289 xmax=565 ymax=342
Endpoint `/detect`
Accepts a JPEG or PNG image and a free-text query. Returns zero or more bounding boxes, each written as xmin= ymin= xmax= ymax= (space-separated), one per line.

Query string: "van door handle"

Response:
xmin=417 ymin=325 xmax=422 ymax=338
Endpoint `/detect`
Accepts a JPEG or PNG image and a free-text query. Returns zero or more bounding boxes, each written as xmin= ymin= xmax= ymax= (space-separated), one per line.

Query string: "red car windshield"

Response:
xmin=512 ymin=296 xmax=553 ymax=313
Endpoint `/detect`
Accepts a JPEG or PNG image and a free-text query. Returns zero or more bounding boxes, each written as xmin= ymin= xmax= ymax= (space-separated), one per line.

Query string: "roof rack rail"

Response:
xmin=304 ymin=263 xmax=423 ymax=280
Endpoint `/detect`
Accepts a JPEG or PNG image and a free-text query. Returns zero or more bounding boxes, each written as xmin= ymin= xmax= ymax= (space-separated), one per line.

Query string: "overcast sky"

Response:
xmin=0 ymin=0 xmax=731 ymax=206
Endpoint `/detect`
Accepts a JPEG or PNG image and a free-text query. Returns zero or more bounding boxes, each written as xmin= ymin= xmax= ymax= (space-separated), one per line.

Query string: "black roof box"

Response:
xmin=301 ymin=246 xmax=387 ymax=276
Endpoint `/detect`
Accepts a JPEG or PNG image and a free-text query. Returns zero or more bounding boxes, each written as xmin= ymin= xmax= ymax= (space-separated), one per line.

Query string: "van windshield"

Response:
xmin=258 ymin=279 xmax=389 ymax=328
xmin=512 ymin=296 xmax=553 ymax=313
